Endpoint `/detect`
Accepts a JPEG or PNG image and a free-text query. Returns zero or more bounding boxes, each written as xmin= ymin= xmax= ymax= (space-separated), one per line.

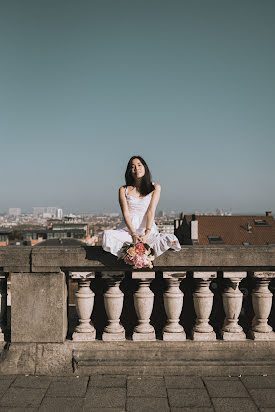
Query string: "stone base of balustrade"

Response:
xmin=249 ymin=331 xmax=275 ymax=341
xmin=72 ymin=331 xmax=96 ymax=342
xmin=221 ymin=331 xmax=246 ymax=341
xmin=102 ymin=331 xmax=125 ymax=341
xmin=163 ymin=331 xmax=186 ymax=341
xmin=132 ymin=331 xmax=156 ymax=341
xmin=192 ymin=331 xmax=216 ymax=341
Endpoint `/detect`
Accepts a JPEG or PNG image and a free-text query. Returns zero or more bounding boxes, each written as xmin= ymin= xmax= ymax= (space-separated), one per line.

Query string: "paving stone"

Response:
xmin=0 ymin=408 xmax=37 ymax=412
xmin=0 ymin=380 xmax=13 ymax=396
xmin=249 ymin=389 xmax=275 ymax=408
xmin=0 ymin=388 xmax=46 ymax=408
xmin=167 ymin=388 xmax=212 ymax=408
xmin=0 ymin=376 xmax=17 ymax=384
xmin=84 ymin=387 xmax=126 ymax=408
xmin=12 ymin=376 xmax=52 ymax=389
xmin=204 ymin=380 xmax=249 ymax=397
xmin=259 ymin=409 xmax=275 ymax=412
xmin=241 ymin=376 xmax=275 ymax=389
xmin=127 ymin=397 xmax=169 ymax=412
xmin=170 ymin=408 xmax=214 ymax=412
xmin=52 ymin=376 xmax=89 ymax=383
xmin=165 ymin=376 xmax=204 ymax=388
xmin=88 ymin=375 xmax=127 ymax=388
xmin=45 ymin=377 xmax=88 ymax=397
xmin=39 ymin=396 xmax=84 ymax=411
xmin=83 ymin=409 xmax=125 ymax=412
xmin=127 ymin=376 xmax=166 ymax=397
xmin=203 ymin=376 xmax=240 ymax=381
xmin=212 ymin=397 xmax=258 ymax=411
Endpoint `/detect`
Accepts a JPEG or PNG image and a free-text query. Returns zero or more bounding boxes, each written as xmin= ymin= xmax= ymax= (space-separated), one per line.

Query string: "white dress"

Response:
xmin=102 ymin=186 xmax=181 ymax=257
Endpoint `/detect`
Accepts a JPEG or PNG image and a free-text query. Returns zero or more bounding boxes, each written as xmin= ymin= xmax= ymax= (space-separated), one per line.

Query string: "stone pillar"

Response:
xmin=221 ymin=272 xmax=247 ymax=341
xmin=11 ymin=272 xmax=67 ymax=343
xmin=162 ymin=272 xmax=186 ymax=341
xmin=0 ymin=273 xmax=7 ymax=341
xmin=71 ymin=272 xmax=96 ymax=341
xmin=249 ymin=272 xmax=275 ymax=341
xmin=132 ymin=272 xmax=156 ymax=341
xmin=192 ymin=272 xmax=217 ymax=341
xmin=102 ymin=272 xmax=125 ymax=341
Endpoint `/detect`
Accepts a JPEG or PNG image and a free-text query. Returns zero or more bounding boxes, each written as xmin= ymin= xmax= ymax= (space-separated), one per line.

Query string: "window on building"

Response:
xmin=208 ymin=235 xmax=223 ymax=244
xmin=254 ymin=219 xmax=269 ymax=226
xmin=47 ymin=232 xmax=54 ymax=239
xmin=53 ymin=232 xmax=66 ymax=238
xmin=0 ymin=235 xmax=7 ymax=241
xmin=242 ymin=242 xmax=250 ymax=246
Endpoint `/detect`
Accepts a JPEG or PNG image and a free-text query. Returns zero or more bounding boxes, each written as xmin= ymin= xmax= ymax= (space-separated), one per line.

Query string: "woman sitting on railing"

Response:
xmin=102 ymin=155 xmax=181 ymax=259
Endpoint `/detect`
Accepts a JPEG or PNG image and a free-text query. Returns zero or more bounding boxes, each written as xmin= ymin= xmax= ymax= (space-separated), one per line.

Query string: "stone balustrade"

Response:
xmin=0 ymin=245 xmax=274 ymax=344
xmin=69 ymin=269 xmax=275 ymax=342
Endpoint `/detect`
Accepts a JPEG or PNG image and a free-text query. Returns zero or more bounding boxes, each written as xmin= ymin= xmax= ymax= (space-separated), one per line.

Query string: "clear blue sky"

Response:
xmin=1 ymin=0 xmax=274 ymax=214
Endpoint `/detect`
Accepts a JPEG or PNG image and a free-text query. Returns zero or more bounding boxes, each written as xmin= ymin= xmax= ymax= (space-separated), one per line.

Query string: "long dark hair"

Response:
xmin=125 ymin=156 xmax=155 ymax=196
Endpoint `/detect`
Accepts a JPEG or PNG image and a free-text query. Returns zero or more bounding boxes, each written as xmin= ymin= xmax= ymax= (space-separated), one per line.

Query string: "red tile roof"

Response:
xmin=182 ymin=215 xmax=275 ymax=245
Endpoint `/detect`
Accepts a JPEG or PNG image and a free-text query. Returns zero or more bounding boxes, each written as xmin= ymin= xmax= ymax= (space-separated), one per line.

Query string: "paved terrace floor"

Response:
xmin=0 ymin=374 xmax=274 ymax=411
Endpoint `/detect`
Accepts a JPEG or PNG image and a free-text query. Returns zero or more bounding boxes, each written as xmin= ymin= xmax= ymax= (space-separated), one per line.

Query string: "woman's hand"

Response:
xmin=131 ymin=233 xmax=141 ymax=244
xmin=139 ymin=234 xmax=149 ymax=244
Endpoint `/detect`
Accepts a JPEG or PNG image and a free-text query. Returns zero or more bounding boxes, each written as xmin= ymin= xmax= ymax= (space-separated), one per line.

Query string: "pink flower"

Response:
xmin=124 ymin=254 xmax=134 ymax=265
xmin=135 ymin=242 xmax=146 ymax=255
xmin=133 ymin=254 xmax=149 ymax=268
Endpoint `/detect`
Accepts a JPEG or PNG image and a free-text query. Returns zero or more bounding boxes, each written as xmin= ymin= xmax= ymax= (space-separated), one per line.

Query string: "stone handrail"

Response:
xmin=1 ymin=245 xmax=275 ymax=272
xmin=0 ymin=245 xmax=275 ymax=344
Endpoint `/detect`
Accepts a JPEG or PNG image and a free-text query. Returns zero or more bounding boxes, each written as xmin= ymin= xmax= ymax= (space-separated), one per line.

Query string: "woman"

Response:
xmin=102 ymin=156 xmax=181 ymax=257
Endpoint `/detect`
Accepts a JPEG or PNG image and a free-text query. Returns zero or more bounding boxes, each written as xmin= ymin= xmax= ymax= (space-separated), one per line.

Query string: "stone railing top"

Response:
xmin=0 ymin=245 xmax=275 ymax=273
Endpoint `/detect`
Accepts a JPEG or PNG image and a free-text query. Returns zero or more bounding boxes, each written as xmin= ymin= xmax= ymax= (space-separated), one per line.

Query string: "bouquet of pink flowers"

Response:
xmin=120 ymin=242 xmax=155 ymax=269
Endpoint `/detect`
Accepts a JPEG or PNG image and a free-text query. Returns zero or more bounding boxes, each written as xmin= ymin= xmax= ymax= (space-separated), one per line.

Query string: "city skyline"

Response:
xmin=0 ymin=205 xmax=271 ymax=217
xmin=1 ymin=0 xmax=274 ymax=213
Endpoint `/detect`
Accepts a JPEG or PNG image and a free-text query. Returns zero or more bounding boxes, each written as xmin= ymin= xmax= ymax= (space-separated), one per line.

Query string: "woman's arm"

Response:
xmin=119 ymin=186 xmax=140 ymax=243
xmin=140 ymin=184 xmax=161 ymax=243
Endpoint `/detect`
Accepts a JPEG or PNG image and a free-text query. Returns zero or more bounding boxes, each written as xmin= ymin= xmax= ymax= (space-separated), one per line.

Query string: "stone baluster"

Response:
xmin=102 ymin=272 xmax=125 ymax=341
xmin=162 ymin=272 xmax=186 ymax=341
xmin=221 ymin=272 xmax=247 ymax=340
xmin=132 ymin=272 xmax=156 ymax=341
xmin=249 ymin=272 xmax=275 ymax=341
xmin=71 ymin=272 xmax=96 ymax=341
xmin=0 ymin=273 xmax=7 ymax=341
xmin=192 ymin=272 xmax=217 ymax=341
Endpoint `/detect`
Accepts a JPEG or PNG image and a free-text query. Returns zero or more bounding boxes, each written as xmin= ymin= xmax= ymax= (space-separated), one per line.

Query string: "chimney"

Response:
xmin=174 ymin=219 xmax=179 ymax=230
xmin=191 ymin=215 xmax=198 ymax=241
xmin=266 ymin=211 xmax=272 ymax=216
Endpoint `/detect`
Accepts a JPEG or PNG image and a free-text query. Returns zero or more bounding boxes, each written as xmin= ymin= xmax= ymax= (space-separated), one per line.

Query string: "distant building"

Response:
xmin=46 ymin=207 xmax=57 ymax=218
xmin=33 ymin=207 xmax=46 ymax=216
xmin=0 ymin=229 xmax=11 ymax=246
xmin=1 ymin=221 xmax=90 ymax=246
xmin=157 ymin=210 xmax=166 ymax=218
xmin=174 ymin=211 xmax=275 ymax=246
xmin=57 ymin=208 xmax=63 ymax=219
xmin=8 ymin=208 xmax=21 ymax=216
xmin=33 ymin=207 xmax=57 ymax=218
xmin=157 ymin=223 xmax=174 ymax=234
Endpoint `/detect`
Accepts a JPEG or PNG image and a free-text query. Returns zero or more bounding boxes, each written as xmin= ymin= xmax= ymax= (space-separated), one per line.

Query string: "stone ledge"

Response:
xmin=1 ymin=245 xmax=275 ymax=272
xmin=1 ymin=340 xmax=275 ymax=376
